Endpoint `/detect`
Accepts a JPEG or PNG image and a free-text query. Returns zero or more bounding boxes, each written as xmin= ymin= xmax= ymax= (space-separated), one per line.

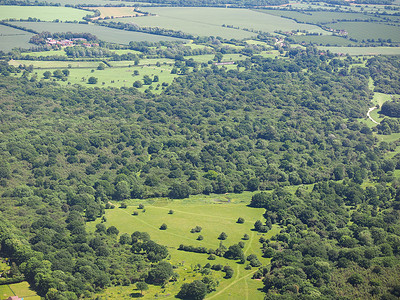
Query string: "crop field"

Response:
xmin=0 ymin=24 xmax=34 ymax=51
xmin=26 ymin=0 xmax=134 ymax=5
xmin=88 ymin=193 xmax=280 ymax=299
xmin=110 ymin=49 xmax=142 ymax=56
xmin=9 ymin=21 xmax=188 ymax=44
xmin=0 ymin=282 xmax=40 ymax=300
xmin=257 ymin=9 xmax=382 ymax=24
xmin=319 ymin=46 xmax=400 ymax=55
xmin=327 ymin=22 xmax=400 ymax=43
xmin=110 ymin=7 xmax=326 ymax=40
xmin=292 ymin=35 xmax=356 ymax=46
xmin=85 ymin=6 xmax=144 ymax=20
xmin=24 ymin=49 xmax=67 ymax=57
xmin=0 ymin=5 xmax=92 ymax=22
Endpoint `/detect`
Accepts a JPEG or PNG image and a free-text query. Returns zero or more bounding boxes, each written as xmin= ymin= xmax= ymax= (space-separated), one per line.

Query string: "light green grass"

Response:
xmin=0 ymin=5 xmax=91 ymax=22
xmin=33 ymin=65 xmax=177 ymax=92
xmin=108 ymin=58 xmax=174 ymax=67
xmin=0 ymin=282 xmax=39 ymax=300
xmin=0 ymin=24 xmax=34 ymax=51
xmin=110 ymin=49 xmax=142 ymax=55
xmin=9 ymin=21 xmax=188 ymax=44
xmin=23 ymin=49 xmax=67 ymax=57
xmin=89 ymin=194 xmax=280 ymax=299
xmin=184 ymin=53 xmax=247 ymax=63
xmin=184 ymin=42 xmax=214 ymax=50
xmin=9 ymin=60 xmax=101 ymax=69
xmin=319 ymin=46 xmax=400 ymax=55
xmin=245 ymin=39 xmax=272 ymax=47
xmin=327 ymin=22 xmax=400 ymax=43
xmin=111 ymin=7 xmax=325 ymax=39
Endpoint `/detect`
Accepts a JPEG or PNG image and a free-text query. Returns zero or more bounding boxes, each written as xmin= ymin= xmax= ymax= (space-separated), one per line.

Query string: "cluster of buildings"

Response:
xmin=46 ymin=38 xmax=99 ymax=47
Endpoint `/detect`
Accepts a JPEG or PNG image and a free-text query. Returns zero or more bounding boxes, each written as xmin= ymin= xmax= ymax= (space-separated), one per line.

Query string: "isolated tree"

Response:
xmin=43 ymin=71 xmax=51 ymax=79
xmin=177 ymin=280 xmax=207 ymax=300
xmin=218 ymin=232 xmax=227 ymax=240
xmin=160 ymin=223 xmax=167 ymax=230
xmin=237 ymin=217 xmax=245 ymax=224
xmin=136 ymin=281 xmax=148 ymax=295
xmin=88 ymin=76 xmax=98 ymax=84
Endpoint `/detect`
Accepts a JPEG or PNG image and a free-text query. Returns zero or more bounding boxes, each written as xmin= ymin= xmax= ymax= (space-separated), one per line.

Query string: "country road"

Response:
xmin=367 ymin=107 xmax=379 ymax=124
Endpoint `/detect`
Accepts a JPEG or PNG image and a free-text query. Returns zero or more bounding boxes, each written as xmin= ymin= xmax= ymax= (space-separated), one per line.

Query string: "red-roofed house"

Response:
xmin=7 ymin=296 xmax=22 ymax=300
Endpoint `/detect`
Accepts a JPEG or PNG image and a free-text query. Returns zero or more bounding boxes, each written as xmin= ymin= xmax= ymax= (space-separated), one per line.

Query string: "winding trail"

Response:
xmin=367 ymin=107 xmax=379 ymax=124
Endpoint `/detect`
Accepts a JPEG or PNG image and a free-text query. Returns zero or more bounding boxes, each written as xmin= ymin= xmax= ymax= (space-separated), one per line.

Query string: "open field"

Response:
xmin=184 ymin=53 xmax=247 ymax=63
xmin=0 ymin=24 xmax=34 ymax=51
xmin=292 ymin=35 xmax=356 ymax=46
xmin=0 ymin=5 xmax=92 ymax=22
xmin=327 ymin=22 xmax=400 ymax=43
xmin=88 ymin=193 xmax=279 ymax=299
xmin=26 ymin=0 xmax=140 ymax=5
xmin=110 ymin=7 xmax=326 ymax=40
xmin=9 ymin=21 xmax=188 ymax=44
xmin=9 ymin=59 xmax=101 ymax=68
xmin=319 ymin=46 xmax=400 ymax=55
xmin=257 ymin=9 xmax=382 ymax=24
xmin=0 ymin=282 xmax=40 ymax=300
xmin=110 ymin=49 xmax=142 ymax=55
xmin=85 ymin=6 xmax=144 ymax=19
xmin=23 ymin=49 xmax=67 ymax=57
xmin=26 ymin=64 xmax=178 ymax=91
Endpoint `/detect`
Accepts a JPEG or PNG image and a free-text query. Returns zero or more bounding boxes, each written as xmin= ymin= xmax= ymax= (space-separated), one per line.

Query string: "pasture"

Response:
xmin=292 ymin=35 xmax=356 ymax=46
xmin=9 ymin=21 xmax=188 ymax=44
xmin=88 ymin=193 xmax=279 ymax=299
xmin=319 ymin=46 xmax=400 ymax=55
xmin=111 ymin=7 xmax=326 ymax=40
xmin=23 ymin=49 xmax=67 ymax=57
xmin=0 ymin=24 xmax=34 ymax=51
xmin=0 ymin=5 xmax=91 ymax=22
xmin=327 ymin=22 xmax=400 ymax=43
xmin=0 ymin=282 xmax=40 ymax=300
xmin=9 ymin=60 xmax=100 ymax=68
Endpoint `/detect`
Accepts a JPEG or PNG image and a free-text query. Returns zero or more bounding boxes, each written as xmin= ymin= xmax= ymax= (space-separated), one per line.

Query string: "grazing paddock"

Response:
xmin=292 ymin=35 xmax=356 ymax=46
xmin=0 ymin=5 xmax=92 ymax=22
xmin=88 ymin=193 xmax=279 ymax=299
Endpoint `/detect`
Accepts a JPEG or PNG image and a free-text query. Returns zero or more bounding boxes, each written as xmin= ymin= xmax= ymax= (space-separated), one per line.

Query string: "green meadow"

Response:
xmin=9 ymin=21 xmax=188 ymax=44
xmin=89 ymin=193 xmax=280 ymax=299
xmin=0 ymin=5 xmax=91 ymax=22
xmin=0 ymin=282 xmax=40 ymax=300
xmin=111 ymin=7 xmax=326 ymax=39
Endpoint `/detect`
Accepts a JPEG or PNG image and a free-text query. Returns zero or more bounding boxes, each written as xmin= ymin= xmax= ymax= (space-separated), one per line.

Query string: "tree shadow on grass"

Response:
xmin=130 ymin=292 xmax=143 ymax=298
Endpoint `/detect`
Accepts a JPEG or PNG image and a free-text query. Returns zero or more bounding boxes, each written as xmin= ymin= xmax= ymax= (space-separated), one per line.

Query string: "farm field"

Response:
xmin=327 ymin=22 xmax=400 ymax=43
xmin=0 ymin=282 xmax=40 ymax=300
xmin=110 ymin=7 xmax=327 ymax=39
xmin=26 ymin=0 xmax=136 ymax=5
xmin=0 ymin=5 xmax=92 ymax=22
xmin=292 ymin=35 xmax=356 ymax=46
xmin=319 ymin=46 xmax=400 ymax=55
xmin=0 ymin=24 xmax=34 ymax=51
xmin=257 ymin=9 xmax=382 ymax=24
xmin=85 ymin=6 xmax=144 ymax=19
xmin=24 ymin=49 xmax=67 ymax=57
xmin=88 ymin=194 xmax=278 ymax=299
xmin=110 ymin=49 xmax=142 ymax=56
xmin=9 ymin=21 xmax=188 ymax=44
xmin=184 ymin=53 xmax=247 ymax=63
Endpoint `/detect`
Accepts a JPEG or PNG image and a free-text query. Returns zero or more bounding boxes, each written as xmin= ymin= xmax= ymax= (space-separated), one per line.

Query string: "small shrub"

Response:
xmin=237 ymin=217 xmax=245 ymax=224
xmin=160 ymin=223 xmax=168 ymax=230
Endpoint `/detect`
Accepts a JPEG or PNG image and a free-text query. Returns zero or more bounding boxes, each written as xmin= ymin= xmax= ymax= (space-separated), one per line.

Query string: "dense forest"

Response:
xmin=0 ymin=48 xmax=400 ymax=299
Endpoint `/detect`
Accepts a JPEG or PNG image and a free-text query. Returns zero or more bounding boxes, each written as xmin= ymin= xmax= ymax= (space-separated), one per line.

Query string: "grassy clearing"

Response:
xmin=327 ymin=22 xmax=400 ymax=43
xmin=245 ymin=39 xmax=272 ymax=47
xmin=0 ymin=24 xmax=34 ymax=51
xmin=30 ymin=65 xmax=177 ymax=92
xmin=113 ymin=7 xmax=325 ymax=39
xmin=292 ymin=35 xmax=356 ymax=46
xmin=9 ymin=21 xmax=188 ymax=44
xmin=89 ymin=193 xmax=277 ymax=299
xmin=184 ymin=42 xmax=214 ymax=50
xmin=110 ymin=49 xmax=142 ymax=55
xmin=318 ymin=46 xmax=400 ymax=55
xmin=0 ymin=5 xmax=91 ymax=22
xmin=184 ymin=53 xmax=247 ymax=63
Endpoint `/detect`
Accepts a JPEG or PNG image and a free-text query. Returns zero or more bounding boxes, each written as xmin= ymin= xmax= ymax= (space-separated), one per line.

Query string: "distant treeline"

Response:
xmin=118 ymin=0 xmax=288 ymax=7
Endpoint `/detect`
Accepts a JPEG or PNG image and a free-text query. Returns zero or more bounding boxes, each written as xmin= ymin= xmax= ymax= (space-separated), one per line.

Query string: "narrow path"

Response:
xmin=206 ymin=269 xmax=258 ymax=300
xmin=367 ymin=106 xmax=379 ymax=124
